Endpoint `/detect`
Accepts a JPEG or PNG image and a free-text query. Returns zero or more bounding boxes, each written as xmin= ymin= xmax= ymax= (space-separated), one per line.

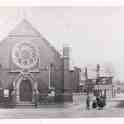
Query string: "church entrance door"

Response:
xmin=19 ymin=79 xmax=32 ymax=102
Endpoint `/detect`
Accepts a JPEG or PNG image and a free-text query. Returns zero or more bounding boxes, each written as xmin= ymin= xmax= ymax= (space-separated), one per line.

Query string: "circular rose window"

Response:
xmin=12 ymin=41 xmax=39 ymax=69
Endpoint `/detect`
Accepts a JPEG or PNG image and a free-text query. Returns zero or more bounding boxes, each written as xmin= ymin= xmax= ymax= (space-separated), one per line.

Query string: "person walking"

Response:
xmin=86 ymin=95 xmax=90 ymax=110
xmin=97 ymin=96 xmax=104 ymax=110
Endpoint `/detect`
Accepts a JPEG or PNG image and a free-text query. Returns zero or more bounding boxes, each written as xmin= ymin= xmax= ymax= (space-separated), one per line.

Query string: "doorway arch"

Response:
xmin=13 ymin=73 xmax=38 ymax=103
xmin=19 ymin=78 xmax=32 ymax=102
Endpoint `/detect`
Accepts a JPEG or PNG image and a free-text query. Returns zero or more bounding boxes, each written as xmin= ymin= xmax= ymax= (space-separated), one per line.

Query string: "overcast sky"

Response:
xmin=0 ymin=7 xmax=124 ymax=81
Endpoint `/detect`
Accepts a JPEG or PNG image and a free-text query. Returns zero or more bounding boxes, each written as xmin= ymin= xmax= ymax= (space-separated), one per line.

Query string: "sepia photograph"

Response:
xmin=0 ymin=6 xmax=123 ymax=118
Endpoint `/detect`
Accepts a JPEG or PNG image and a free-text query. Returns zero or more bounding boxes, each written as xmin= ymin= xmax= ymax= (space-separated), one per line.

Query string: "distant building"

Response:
xmin=80 ymin=65 xmax=115 ymax=97
xmin=92 ymin=71 xmax=115 ymax=98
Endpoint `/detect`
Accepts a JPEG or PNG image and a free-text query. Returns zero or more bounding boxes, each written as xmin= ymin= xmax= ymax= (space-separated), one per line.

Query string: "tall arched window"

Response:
xmin=49 ymin=63 xmax=55 ymax=89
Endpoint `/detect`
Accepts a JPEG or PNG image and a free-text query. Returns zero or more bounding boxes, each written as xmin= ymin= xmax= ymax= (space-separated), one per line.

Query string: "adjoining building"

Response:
xmin=71 ymin=67 xmax=81 ymax=92
xmin=0 ymin=19 xmax=78 ymax=106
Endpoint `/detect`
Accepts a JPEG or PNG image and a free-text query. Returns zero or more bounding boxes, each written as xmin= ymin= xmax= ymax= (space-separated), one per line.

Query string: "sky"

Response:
xmin=0 ymin=7 xmax=123 ymax=81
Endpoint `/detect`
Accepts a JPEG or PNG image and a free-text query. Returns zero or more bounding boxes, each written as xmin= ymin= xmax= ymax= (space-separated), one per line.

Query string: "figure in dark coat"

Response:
xmin=96 ymin=96 xmax=105 ymax=110
xmin=86 ymin=95 xmax=90 ymax=110
xmin=92 ymin=99 xmax=97 ymax=109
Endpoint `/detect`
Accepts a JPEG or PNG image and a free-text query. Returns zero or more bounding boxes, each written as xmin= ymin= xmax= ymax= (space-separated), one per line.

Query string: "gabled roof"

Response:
xmin=8 ymin=19 xmax=41 ymax=37
xmin=5 ymin=19 xmax=62 ymax=58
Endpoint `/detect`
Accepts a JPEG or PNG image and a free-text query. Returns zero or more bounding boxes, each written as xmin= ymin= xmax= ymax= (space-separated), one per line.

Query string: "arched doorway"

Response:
xmin=19 ymin=79 xmax=33 ymax=102
xmin=13 ymin=72 xmax=38 ymax=103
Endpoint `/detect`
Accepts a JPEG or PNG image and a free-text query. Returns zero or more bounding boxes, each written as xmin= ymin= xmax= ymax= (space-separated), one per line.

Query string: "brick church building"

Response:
xmin=0 ymin=19 xmax=77 ymax=106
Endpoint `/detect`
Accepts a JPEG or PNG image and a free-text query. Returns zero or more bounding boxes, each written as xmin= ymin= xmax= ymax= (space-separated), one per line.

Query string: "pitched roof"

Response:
xmin=8 ymin=19 xmax=41 ymax=37
xmin=5 ymin=19 xmax=62 ymax=58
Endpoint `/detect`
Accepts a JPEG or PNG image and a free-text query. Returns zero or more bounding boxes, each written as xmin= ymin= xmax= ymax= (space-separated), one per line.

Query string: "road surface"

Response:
xmin=0 ymin=93 xmax=123 ymax=118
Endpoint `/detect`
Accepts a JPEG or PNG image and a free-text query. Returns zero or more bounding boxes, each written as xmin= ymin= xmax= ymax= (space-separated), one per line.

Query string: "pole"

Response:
xmin=84 ymin=67 xmax=89 ymax=95
xmin=85 ymin=67 xmax=90 ymax=110
xmin=96 ymin=64 xmax=100 ymax=96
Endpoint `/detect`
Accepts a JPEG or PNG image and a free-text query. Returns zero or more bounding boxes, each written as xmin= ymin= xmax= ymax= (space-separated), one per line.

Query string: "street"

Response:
xmin=0 ymin=93 xmax=123 ymax=118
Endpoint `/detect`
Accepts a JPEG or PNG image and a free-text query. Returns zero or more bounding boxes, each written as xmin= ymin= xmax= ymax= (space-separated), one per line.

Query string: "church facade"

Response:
xmin=0 ymin=19 xmax=76 ymax=106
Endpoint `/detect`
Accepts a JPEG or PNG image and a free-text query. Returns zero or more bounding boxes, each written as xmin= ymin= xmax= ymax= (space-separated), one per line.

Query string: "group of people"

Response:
xmin=86 ymin=94 xmax=106 ymax=110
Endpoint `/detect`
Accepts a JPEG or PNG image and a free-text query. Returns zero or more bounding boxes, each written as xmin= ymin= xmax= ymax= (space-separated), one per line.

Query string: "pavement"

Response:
xmin=0 ymin=93 xmax=123 ymax=118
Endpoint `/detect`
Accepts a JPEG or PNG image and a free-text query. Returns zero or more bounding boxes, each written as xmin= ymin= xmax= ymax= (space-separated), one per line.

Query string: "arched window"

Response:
xmin=49 ymin=63 xmax=56 ymax=89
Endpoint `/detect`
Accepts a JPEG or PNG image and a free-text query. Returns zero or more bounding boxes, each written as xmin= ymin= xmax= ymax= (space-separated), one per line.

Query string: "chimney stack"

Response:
xmin=63 ymin=44 xmax=70 ymax=70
